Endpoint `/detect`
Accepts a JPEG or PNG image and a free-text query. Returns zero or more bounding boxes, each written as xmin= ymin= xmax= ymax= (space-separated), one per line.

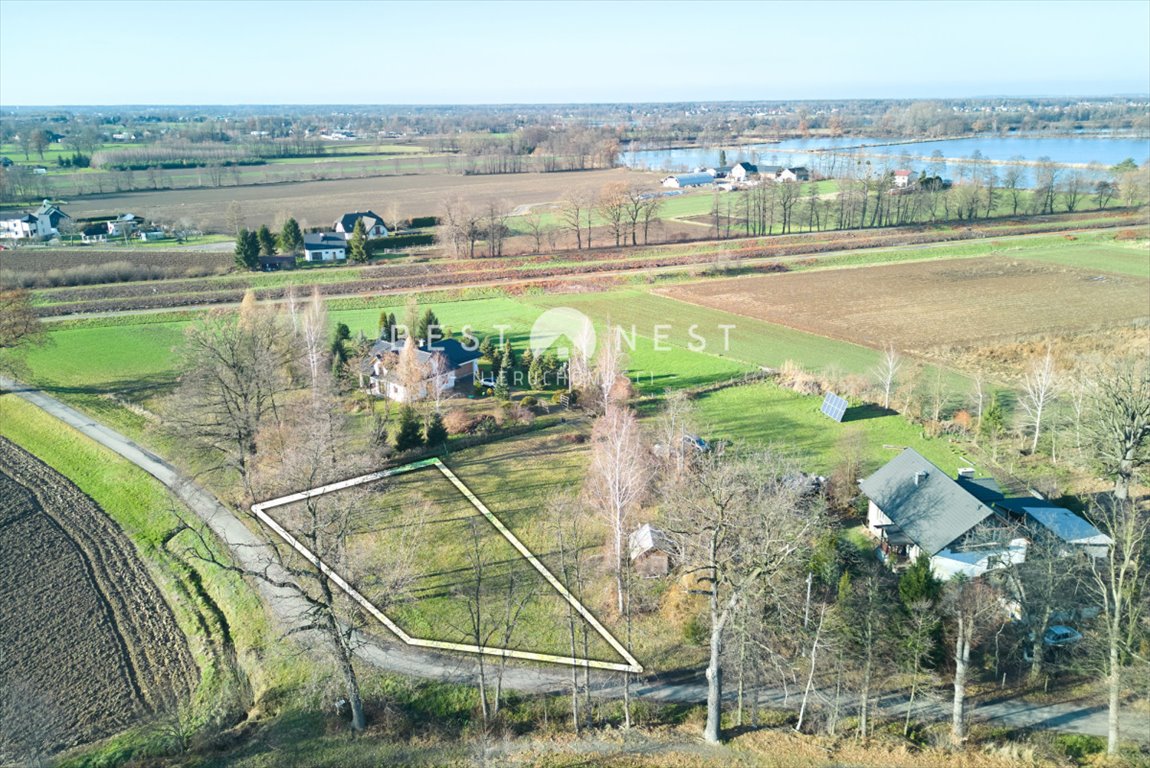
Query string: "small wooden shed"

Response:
xmin=629 ymin=523 xmax=674 ymax=578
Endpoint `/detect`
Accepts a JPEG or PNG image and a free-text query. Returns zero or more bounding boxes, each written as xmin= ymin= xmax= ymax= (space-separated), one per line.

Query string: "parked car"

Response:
xmin=1043 ymin=625 xmax=1083 ymax=647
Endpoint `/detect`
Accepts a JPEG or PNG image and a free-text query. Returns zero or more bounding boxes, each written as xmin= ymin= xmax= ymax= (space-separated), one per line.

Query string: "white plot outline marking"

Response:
xmin=251 ymin=457 xmax=643 ymax=673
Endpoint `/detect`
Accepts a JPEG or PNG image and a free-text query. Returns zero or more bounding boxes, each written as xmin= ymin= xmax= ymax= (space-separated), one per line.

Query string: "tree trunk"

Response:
xmin=705 ymin=623 xmax=723 ymax=743
xmin=1108 ymin=615 xmax=1121 ymax=753
xmin=477 ymin=655 xmax=490 ymax=731
xmin=952 ymin=619 xmax=970 ymax=747
xmin=904 ymin=658 xmax=919 ymax=737
xmin=332 ymin=624 xmax=366 ymax=731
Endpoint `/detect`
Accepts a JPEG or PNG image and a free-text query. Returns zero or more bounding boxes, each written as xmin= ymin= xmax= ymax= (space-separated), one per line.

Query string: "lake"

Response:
xmin=620 ymin=135 xmax=1150 ymax=184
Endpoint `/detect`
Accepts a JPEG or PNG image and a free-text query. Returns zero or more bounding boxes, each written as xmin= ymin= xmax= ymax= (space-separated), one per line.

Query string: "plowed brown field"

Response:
xmin=661 ymin=256 xmax=1150 ymax=354
xmin=0 ymin=439 xmax=197 ymax=762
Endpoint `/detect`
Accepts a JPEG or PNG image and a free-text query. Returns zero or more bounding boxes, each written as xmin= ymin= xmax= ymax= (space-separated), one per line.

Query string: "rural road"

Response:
xmin=2 ymin=376 xmax=1147 ymax=742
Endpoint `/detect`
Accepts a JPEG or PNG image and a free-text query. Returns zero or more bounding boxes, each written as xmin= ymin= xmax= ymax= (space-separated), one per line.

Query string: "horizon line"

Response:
xmin=3 ymin=93 xmax=1150 ymax=111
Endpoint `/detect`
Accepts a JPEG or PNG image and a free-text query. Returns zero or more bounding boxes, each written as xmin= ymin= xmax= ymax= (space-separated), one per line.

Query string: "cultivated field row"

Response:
xmin=0 ymin=438 xmax=197 ymax=760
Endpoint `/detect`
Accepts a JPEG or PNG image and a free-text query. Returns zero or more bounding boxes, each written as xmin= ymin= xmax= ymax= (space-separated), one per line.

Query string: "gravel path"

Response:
xmin=1 ymin=376 xmax=1145 ymax=742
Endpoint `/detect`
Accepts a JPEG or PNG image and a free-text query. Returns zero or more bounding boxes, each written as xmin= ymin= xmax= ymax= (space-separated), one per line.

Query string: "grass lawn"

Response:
xmin=339 ymin=438 xmax=626 ymax=664
xmin=693 ymin=382 xmax=969 ymax=477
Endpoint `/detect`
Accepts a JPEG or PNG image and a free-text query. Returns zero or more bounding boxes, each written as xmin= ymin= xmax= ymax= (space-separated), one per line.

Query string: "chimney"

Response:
xmin=913 ymin=470 xmax=927 ymax=486
xmin=957 ymin=467 xmax=975 ymax=480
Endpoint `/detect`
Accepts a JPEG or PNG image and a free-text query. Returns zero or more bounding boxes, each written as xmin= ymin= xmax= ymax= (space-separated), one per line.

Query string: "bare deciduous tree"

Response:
xmin=584 ymin=403 xmax=647 ymax=615
xmin=300 ymin=287 xmax=328 ymax=392
xmin=559 ymin=192 xmax=588 ymax=250
xmin=873 ymin=344 xmax=902 ymax=410
xmin=1084 ymin=359 xmax=1150 ymax=501
xmin=1020 ymin=346 xmax=1057 ymax=454
xmin=1088 ymin=496 xmax=1150 ymax=753
xmin=664 ymin=448 xmax=817 ymax=744
xmin=943 ymin=576 xmax=1004 ymax=746
xmin=168 ymin=294 xmax=291 ymax=497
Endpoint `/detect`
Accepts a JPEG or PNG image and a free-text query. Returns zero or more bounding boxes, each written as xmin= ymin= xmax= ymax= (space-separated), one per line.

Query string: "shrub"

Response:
xmin=683 ymin=614 xmax=708 ymax=646
xmin=519 ymin=396 xmax=538 ymax=408
xmin=394 ymin=405 xmax=423 ymax=451
xmin=1052 ymin=733 xmax=1105 ymax=761
xmin=443 ymin=410 xmax=477 ymax=435
xmin=425 ymin=411 xmax=448 ymax=448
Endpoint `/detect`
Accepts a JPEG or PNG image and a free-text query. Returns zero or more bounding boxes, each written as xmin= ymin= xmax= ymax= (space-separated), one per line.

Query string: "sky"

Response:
xmin=1 ymin=0 xmax=1148 ymax=105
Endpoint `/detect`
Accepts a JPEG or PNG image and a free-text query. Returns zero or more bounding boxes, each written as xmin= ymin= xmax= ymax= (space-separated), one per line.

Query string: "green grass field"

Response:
xmin=693 ymin=382 xmax=968 ymax=477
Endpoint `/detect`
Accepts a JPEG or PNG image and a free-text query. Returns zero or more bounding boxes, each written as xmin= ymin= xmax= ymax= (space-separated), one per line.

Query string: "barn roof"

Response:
xmin=997 ymin=499 xmax=1112 ymax=547
xmin=860 ymin=448 xmax=996 ymax=555
xmin=673 ymin=173 xmax=714 ymax=187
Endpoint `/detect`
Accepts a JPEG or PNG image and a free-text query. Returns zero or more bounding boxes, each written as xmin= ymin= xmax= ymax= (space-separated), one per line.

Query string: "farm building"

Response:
xmin=361 ymin=336 xmax=481 ymax=403
xmin=893 ymin=169 xmax=915 ymax=188
xmin=1 ymin=213 xmax=40 ymax=239
xmin=334 ymin=211 xmax=389 ymax=239
xmin=302 ymin=232 xmax=347 ymax=262
xmin=258 ymin=255 xmax=296 ymax=271
xmin=662 ymin=173 xmax=714 ymax=189
xmin=776 ymin=167 xmax=810 ymax=182
xmin=861 ymin=449 xmax=1110 ymax=580
xmin=629 ymin=523 xmax=674 ymax=578
xmin=0 ymin=199 xmax=69 ymax=239
xmin=81 ymin=223 xmax=109 ymax=243
xmin=729 ymin=162 xmax=758 ymax=181
xmin=704 ymin=165 xmax=732 ymax=178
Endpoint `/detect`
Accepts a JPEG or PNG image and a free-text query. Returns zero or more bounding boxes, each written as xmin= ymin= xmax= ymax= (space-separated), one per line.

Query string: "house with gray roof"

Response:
xmin=361 ymin=336 xmax=481 ymax=402
xmin=333 ymin=210 xmax=388 ymax=240
xmin=0 ymin=199 xmax=69 ymax=239
xmin=862 ymin=449 xmax=1025 ymax=579
xmin=303 ymin=232 xmax=347 ymax=262
xmin=862 ymin=449 xmax=1110 ymax=579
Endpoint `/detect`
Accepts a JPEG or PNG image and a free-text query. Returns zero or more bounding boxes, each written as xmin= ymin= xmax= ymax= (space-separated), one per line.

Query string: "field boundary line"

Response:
xmin=251 ymin=457 xmax=643 ymax=674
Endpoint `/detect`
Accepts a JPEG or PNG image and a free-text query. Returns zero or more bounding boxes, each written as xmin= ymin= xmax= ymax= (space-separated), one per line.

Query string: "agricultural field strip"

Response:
xmin=252 ymin=457 xmax=642 ymax=674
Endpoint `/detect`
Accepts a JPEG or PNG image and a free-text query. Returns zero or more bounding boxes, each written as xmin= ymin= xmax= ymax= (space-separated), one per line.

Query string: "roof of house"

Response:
xmin=860 ymin=448 xmax=997 ymax=555
xmin=732 ymin=161 xmax=758 ymax=172
xmin=367 ymin=337 xmax=482 ymax=372
xmin=35 ymin=199 xmax=69 ymax=219
xmin=82 ymin=223 xmax=109 ymax=236
xmin=672 ymin=173 xmax=715 ymax=186
xmin=629 ymin=523 xmax=673 ymax=561
xmin=956 ymin=476 xmax=1005 ymax=504
xmin=894 ymin=169 xmax=914 ymax=177
xmin=758 ymin=165 xmax=784 ymax=175
xmin=784 ymin=166 xmax=809 ymax=174
xmin=335 ymin=211 xmax=385 ymax=233
xmin=997 ymin=498 xmax=1112 ymax=547
xmin=303 ymin=232 xmax=347 ymax=250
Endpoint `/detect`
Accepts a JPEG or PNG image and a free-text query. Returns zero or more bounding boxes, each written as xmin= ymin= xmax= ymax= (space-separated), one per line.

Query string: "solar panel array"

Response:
xmin=820 ymin=392 xmax=848 ymax=423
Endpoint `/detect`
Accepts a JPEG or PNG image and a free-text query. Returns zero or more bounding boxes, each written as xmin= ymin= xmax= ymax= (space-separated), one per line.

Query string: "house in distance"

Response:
xmin=334 ymin=211 xmax=389 ymax=240
xmin=302 ymin=232 xmax=347 ymax=262
xmin=362 ymin=337 xmax=482 ymax=403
